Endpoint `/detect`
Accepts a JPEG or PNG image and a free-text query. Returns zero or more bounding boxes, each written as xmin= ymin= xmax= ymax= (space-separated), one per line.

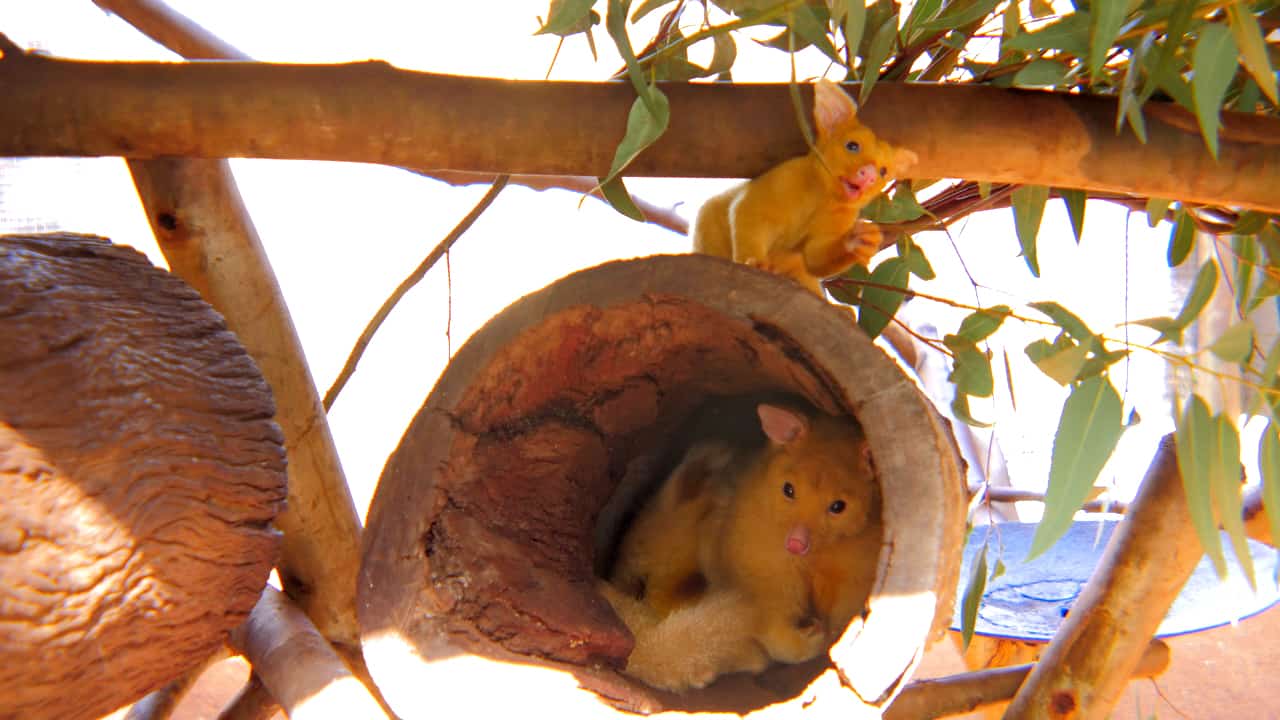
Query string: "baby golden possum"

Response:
xmin=691 ymin=79 xmax=918 ymax=296
xmin=603 ymin=397 xmax=881 ymax=692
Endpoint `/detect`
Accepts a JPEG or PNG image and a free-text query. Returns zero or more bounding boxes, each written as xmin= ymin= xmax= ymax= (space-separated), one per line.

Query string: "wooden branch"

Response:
xmin=885 ymin=640 xmax=1169 ymax=720
xmin=228 ymin=587 xmax=387 ymax=720
xmin=421 ymin=170 xmax=689 ymax=235
xmin=87 ymin=2 xmax=689 ymax=236
xmin=2 ymin=42 xmax=1279 ymax=212
xmin=216 ymin=674 xmax=279 ymax=720
xmin=98 ymin=0 xmax=365 ymax=649
xmin=1005 ymin=434 xmax=1203 ymax=718
xmin=127 ymin=129 xmax=363 ymax=652
xmin=323 ymin=175 xmax=509 ymax=410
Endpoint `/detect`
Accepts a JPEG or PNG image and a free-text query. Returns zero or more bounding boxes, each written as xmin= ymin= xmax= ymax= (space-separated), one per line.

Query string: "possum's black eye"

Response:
xmin=880 ymin=167 xmax=887 ymax=177
xmin=783 ymin=482 xmax=795 ymax=499
xmin=829 ymin=499 xmax=847 ymax=514
xmin=845 ymin=140 xmax=861 ymax=153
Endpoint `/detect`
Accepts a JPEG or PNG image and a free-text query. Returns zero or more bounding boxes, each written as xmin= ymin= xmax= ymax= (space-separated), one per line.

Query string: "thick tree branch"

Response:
xmin=1005 ymin=434 xmax=1206 ymax=718
xmin=884 ymin=639 xmax=1169 ymax=720
xmin=92 ymin=0 xmax=366 ymax=649
xmin=2 ymin=41 xmax=1278 ymax=212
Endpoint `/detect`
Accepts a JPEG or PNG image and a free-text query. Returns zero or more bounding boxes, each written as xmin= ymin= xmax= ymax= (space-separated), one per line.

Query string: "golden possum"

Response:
xmin=691 ymin=79 xmax=917 ymax=296
xmin=603 ymin=398 xmax=881 ymax=692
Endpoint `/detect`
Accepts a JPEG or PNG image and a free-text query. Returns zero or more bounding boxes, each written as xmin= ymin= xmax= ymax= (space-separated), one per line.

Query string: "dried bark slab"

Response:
xmin=0 ymin=233 xmax=286 ymax=720
xmin=358 ymin=254 xmax=968 ymax=718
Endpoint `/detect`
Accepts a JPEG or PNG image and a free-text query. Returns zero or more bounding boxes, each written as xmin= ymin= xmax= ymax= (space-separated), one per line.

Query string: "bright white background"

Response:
xmin=2 ymin=1 xmax=1188 ymax=522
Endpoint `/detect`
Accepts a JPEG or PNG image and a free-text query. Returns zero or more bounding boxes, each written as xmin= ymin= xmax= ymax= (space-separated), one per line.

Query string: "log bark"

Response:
xmin=358 ymin=254 xmax=968 ymax=718
xmin=1 ymin=40 xmax=1279 ymax=212
xmin=227 ymin=587 xmax=386 ymax=720
xmin=1004 ymin=435 xmax=1204 ymax=719
xmin=0 ymin=233 xmax=286 ymax=720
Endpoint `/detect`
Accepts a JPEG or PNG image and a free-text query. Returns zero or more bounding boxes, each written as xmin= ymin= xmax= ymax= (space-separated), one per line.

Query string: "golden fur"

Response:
xmin=692 ymin=79 xmax=917 ymax=296
xmin=604 ymin=401 xmax=881 ymax=692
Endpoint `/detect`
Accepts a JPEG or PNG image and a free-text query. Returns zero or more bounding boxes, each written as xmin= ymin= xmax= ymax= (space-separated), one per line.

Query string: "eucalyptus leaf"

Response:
xmin=597 ymin=176 xmax=646 ymax=221
xmin=537 ymin=0 xmax=599 ymax=36
xmin=1176 ymin=394 xmax=1228 ymax=577
xmin=1258 ymin=425 xmax=1280 ymax=574
xmin=707 ymin=31 xmax=739 ymax=77
xmin=843 ymin=0 xmax=867 ymax=58
xmin=857 ymin=257 xmax=910 ymax=339
xmin=919 ymin=0 xmax=1002 ymax=34
xmin=1089 ymin=0 xmax=1128 ymax=81
xmin=1076 ymin=348 xmax=1130 ymax=381
xmin=899 ymin=235 xmax=936 ymax=280
xmin=1211 ymin=412 xmax=1255 ymax=588
xmin=1140 ymin=0 xmax=1195 ymax=105
xmin=630 ymin=0 xmax=674 ymax=22
xmin=951 ymin=392 xmax=992 ymax=428
xmin=1029 ymin=301 xmax=1095 ymax=344
xmin=1029 ymin=375 xmax=1124 ymax=559
xmin=1026 ymin=339 xmax=1090 ymax=385
xmin=1226 ymin=3 xmax=1278 ymax=105
xmin=791 ymin=4 xmax=845 ymax=65
xmin=860 ymin=15 xmax=899 ymax=104
xmin=959 ymin=542 xmax=988 ymax=650
xmin=1004 ymin=11 xmax=1091 ymax=57
xmin=1167 ymin=206 xmax=1195 ymax=267
xmin=1173 ymin=260 xmax=1219 ymax=328
xmin=1191 ymin=22 xmax=1239 ymax=159
xmin=1145 ymin=197 xmax=1171 ymax=228
xmin=958 ymin=305 xmax=1013 ymax=343
xmin=900 ymin=0 xmax=945 ymax=44
xmin=1012 ymin=185 xmax=1050 ymax=278
xmin=947 ymin=339 xmax=995 ymax=398
xmin=1061 ymin=189 xmax=1087 ymax=243
xmin=1014 ymin=59 xmax=1070 ymax=88
xmin=1132 ymin=315 xmax=1183 ymax=345
xmin=829 ymin=263 xmax=870 ymax=306
xmin=601 ymin=89 xmax=671 ymax=190
xmin=861 ymin=183 xmax=927 ymax=223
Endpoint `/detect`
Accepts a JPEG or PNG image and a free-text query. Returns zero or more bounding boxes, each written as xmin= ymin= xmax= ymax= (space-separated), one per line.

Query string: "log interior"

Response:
xmin=359 ymin=254 xmax=967 ymax=717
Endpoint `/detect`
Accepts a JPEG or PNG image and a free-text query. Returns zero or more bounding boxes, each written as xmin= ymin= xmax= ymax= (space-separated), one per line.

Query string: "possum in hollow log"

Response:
xmin=601 ymin=397 xmax=881 ymax=692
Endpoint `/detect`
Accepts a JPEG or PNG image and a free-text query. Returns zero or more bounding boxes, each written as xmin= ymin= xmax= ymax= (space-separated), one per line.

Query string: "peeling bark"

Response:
xmin=0 ymin=233 xmax=286 ymax=720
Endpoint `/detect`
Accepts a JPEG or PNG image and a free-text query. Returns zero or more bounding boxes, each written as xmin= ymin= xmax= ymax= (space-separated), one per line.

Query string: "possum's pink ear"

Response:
xmin=758 ymin=404 xmax=809 ymax=445
xmin=813 ymin=79 xmax=857 ymax=137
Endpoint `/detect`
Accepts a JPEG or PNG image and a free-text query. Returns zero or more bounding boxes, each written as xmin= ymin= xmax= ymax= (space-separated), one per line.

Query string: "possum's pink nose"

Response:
xmin=840 ymin=164 xmax=880 ymax=200
xmin=785 ymin=525 xmax=811 ymax=555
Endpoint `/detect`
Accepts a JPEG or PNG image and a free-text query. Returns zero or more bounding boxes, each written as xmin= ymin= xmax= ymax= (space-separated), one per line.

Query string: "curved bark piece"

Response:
xmin=0 ymin=233 xmax=286 ymax=720
xmin=358 ymin=254 xmax=968 ymax=718
xmin=1005 ymin=435 xmax=1202 ymax=719
xmin=1 ymin=43 xmax=1278 ymax=211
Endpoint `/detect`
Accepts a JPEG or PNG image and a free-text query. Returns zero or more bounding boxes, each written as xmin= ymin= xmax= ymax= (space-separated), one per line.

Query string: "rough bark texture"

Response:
xmin=358 ymin=254 xmax=968 ymax=718
xmin=1 ymin=45 xmax=1279 ymax=211
xmin=0 ymin=233 xmax=286 ymax=720
xmin=1004 ymin=435 xmax=1203 ymax=719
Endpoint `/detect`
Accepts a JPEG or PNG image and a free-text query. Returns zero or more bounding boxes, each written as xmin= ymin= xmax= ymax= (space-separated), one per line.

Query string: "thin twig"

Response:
xmin=323 ymin=176 xmax=510 ymax=411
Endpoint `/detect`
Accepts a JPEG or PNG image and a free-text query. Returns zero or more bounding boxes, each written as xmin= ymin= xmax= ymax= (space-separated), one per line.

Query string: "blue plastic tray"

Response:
xmin=950 ymin=520 xmax=1280 ymax=641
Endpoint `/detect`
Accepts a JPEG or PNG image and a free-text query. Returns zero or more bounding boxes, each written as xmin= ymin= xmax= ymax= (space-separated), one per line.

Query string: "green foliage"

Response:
xmin=959 ymin=539 xmax=989 ymax=650
xmin=549 ymin=0 xmax=1280 ymax=569
xmin=856 ymin=256 xmax=910 ymax=339
xmin=1029 ymin=375 xmax=1124 ymax=559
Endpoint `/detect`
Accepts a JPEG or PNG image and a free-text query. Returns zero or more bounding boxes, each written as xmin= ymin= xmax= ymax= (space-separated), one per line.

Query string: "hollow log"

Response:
xmin=358 ymin=254 xmax=968 ymax=718
xmin=0 ymin=233 xmax=287 ymax=720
